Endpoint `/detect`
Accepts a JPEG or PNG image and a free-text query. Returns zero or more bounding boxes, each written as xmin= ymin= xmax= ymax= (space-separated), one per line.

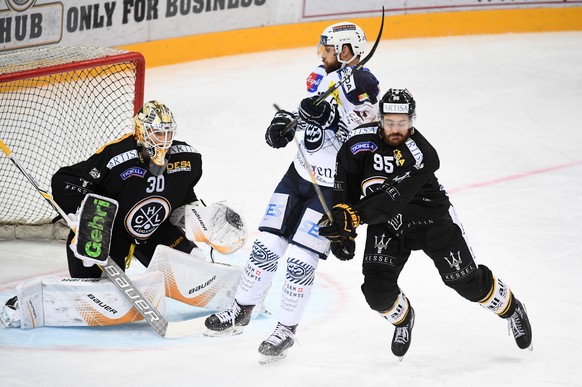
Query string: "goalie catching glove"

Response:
xmin=318 ymin=204 xmax=360 ymax=261
xmin=69 ymin=193 xmax=118 ymax=266
xmin=183 ymin=202 xmax=247 ymax=254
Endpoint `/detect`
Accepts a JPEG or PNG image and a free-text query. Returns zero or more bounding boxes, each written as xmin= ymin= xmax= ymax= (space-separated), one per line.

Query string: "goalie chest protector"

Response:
xmin=53 ymin=136 xmax=203 ymax=245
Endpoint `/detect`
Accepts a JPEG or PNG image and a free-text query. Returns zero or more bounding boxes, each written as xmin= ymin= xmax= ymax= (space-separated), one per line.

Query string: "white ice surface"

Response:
xmin=1 ymin=31 xmax=582 ymax=387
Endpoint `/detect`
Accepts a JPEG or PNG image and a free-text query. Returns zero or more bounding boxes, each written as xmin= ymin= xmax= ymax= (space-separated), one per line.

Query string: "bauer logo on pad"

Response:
xmin=74 ymin=194 xmax=118 ymax=264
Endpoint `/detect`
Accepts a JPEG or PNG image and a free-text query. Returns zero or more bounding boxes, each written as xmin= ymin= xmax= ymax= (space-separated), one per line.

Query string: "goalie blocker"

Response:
xmin=70 ymin=193 xmax=118 ymax=266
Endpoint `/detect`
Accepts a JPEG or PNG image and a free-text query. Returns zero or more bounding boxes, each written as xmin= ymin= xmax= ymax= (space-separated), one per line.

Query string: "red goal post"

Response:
xmin=0 ymin=46 xmax=145 ymax=239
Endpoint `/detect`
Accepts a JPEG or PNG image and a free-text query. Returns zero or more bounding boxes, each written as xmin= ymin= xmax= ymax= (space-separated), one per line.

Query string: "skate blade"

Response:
xmin=258 ymin=351 xmax=288 ymax=365
xmin=203 ymin=326 xmax=245 ymax=337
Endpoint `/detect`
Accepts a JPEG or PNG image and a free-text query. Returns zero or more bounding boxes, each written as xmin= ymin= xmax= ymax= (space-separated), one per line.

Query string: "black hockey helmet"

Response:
xmin=379 ymin=88 xmax=416 ymax=118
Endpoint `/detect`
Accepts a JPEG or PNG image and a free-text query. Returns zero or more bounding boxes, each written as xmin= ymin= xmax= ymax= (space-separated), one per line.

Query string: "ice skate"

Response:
xmin=391 ymin=307 xmax=415 ymax=360
xmin=204 ymin=300 xmax=254 ymax=337
xmin=258 ymin=322 xmax=297 ymax=365
xmin=0 ymin=296 xmax=20 ymax=329
xmin=504 ymin=299 xmax=532 ymax=350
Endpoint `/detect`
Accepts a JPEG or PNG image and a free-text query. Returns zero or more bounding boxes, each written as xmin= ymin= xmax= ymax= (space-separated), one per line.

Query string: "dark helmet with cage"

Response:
xmin=134 ymin=100 xmax=176 ymax=176
xmin=318 ymin=22 xmax=367 ymax=65
xmin=379 ymin=88 xmax=416 ymax=119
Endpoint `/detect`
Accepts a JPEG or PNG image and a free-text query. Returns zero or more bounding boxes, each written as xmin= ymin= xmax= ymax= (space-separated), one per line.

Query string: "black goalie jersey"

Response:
xmin=51 ymin=134 xmax=202 ymax=244
xmin=333 ymin=123 xmax=452 ymax=230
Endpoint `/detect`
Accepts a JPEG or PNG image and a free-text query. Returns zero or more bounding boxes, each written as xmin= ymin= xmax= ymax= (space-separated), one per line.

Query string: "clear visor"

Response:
xmin=318 ymin=44 xmax=336 ymax=57
xmin=381 ymin=116 xmax=412 ymax=129
xmin=317 ymin=34 xmax=334 ymax=56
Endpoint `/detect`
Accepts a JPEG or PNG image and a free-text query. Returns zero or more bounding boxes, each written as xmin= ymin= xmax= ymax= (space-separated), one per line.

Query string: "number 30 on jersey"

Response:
xmin=146 ymin=175 xmax=165 ymax=193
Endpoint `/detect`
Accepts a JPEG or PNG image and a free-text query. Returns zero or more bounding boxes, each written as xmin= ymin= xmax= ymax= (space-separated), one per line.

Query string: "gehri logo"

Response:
xmin=125 ymin=196 xmax=170 ymax=240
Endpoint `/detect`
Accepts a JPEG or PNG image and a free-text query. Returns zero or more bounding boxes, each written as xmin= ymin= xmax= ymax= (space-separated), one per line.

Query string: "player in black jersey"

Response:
xmin=204 ymin=21 xmax=380 ymax=364
xmin=318 ymin=89 xmax=532 ymax=358
xmin=51 ymin=101 xmax=202 ymax=278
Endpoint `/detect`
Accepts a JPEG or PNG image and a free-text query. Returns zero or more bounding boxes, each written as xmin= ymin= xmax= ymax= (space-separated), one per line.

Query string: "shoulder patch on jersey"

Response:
xmin=348 ymin=125 xmax=378 ymax=138
xmin=306 ymin=71 xmax=324 ymax=93
xmin=106 ymin=149 xmax=139 ymax=169
xmin=120 ymin=166 xmax=147 ymax=180
xmin=350 ymin=141 xmax=378 ymax=154
xmin=169 ymin=144 xmax=198 ymax=154
xmin=336 ymin=67 xmax=356 ymax=94
xmin=405 ymin=138 xmax=424 ymax=166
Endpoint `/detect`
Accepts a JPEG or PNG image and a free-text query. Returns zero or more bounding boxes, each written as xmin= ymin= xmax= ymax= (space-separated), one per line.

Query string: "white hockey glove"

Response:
xmin=184 ymin=201 xmax=247 ymax=255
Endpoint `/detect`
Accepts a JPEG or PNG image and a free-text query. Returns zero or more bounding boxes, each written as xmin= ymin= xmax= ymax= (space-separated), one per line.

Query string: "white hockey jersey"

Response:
xmin=293 ymin=64 xmax=380 ymax=187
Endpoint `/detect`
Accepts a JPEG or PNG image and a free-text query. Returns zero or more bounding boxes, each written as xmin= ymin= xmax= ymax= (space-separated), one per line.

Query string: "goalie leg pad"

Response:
xmin=15 ymin=271 xmax=165 ymax=329
xmin=147 ymin=245 xmax=243 ymax=311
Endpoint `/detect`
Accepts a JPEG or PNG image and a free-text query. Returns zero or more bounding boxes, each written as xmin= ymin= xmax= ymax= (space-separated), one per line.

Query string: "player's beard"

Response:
xmin=324 ymin=60 xmax=342 ymax=73
xmin=384 ymin=129 xmax=412 ymax=147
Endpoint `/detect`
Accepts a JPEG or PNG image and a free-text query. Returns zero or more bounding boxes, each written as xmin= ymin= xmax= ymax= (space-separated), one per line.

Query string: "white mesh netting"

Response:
xmin=0 ymin=46 xmax=144 ymax=239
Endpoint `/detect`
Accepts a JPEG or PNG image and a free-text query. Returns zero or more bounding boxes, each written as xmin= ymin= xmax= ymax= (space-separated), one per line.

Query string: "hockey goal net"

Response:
xmin=0 ymin=46 xmax=145 ymax=240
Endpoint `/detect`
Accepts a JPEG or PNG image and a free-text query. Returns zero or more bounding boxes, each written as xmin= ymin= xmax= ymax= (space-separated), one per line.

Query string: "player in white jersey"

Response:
xmin=204 ymin=21 xmax=380 ymax=364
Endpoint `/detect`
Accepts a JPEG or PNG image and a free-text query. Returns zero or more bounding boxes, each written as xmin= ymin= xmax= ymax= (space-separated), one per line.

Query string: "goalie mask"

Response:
xmin=318 ymin=22 xmax=367 ymax=66
xmin=134 ymin=101 xmax=176 ymax=176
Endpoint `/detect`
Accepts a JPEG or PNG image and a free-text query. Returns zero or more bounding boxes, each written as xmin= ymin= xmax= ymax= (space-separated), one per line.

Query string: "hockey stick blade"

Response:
xmin=279 ymin=6 xmax=385 ymax=135
xmin=0 ymin=137 xmax=207 ymax=339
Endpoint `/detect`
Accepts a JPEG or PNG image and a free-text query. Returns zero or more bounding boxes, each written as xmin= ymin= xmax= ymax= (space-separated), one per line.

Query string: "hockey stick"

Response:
xmin=281 ymin=6 xmax=385 ymax=135
xmin=0 ymin=138 xmax=206 ymax=338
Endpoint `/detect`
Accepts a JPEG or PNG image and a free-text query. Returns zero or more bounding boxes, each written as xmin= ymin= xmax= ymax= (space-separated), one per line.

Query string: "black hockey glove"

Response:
xmin=298 ymin=96 xmax=337 ymax=129
xmin=317 ymin=204 xmax=360 ymax=240
xmin=330 ymin=237 xmax=356 ymax=261
xmin=265 ymin=110 xmax=296 ymax=149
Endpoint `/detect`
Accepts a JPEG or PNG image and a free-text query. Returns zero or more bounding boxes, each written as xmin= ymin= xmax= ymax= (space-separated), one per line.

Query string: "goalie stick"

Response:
xmin=280 ymin=6 xmax=385 ymax=136
xmin=0 ymin=137 xmax=206 ymax=339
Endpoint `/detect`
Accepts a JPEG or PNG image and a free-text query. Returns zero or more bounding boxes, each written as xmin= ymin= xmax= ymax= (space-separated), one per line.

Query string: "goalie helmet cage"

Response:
xmin=0 ymin=46 xmax=145 ymax=240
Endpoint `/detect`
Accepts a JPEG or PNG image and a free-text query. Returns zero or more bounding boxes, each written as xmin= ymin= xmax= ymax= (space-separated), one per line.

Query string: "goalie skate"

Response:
xmin=258 ymin=322 xmax=297 ymax=365
xmin=203 ymin=300 xmax=254 ymax=337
